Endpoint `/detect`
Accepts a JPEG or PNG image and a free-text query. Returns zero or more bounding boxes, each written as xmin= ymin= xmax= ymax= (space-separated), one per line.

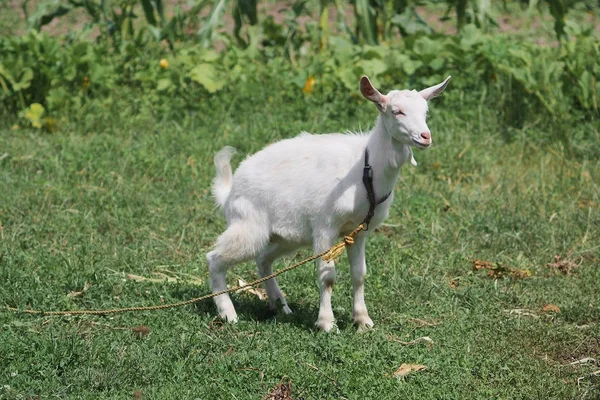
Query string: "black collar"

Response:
xmin=361 ymin=149 xmax=391 ymax=230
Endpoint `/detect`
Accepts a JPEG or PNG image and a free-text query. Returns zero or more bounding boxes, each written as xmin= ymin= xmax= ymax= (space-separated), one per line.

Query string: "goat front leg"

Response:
xmin=346 ymin=232 xmax=374 ymax=330
xmin=313 ymin=232 xmax=337 ymax=332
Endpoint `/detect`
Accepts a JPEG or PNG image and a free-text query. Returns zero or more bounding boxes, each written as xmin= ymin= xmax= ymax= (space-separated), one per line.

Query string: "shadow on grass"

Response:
xmin=171 ymin=285 xmax=354 ymax=331
xmin=238 ymin=298 xmax=356 ymax=331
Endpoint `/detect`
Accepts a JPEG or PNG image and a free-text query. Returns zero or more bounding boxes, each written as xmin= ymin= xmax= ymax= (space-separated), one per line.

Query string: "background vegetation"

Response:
xmin=0 ymin=0 xmax=599 ymax=398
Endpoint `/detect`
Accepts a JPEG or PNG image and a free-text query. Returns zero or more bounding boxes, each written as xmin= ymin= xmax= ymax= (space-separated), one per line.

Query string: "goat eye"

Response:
xmin=393 ymin=110 xmax=405 ymax=116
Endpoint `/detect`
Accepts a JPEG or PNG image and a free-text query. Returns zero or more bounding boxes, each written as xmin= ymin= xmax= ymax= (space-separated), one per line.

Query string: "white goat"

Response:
xmin=208 ymin=75 xmax=451 ymax=331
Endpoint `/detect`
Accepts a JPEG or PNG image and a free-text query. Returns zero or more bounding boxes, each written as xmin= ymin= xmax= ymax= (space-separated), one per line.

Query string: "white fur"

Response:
xmin=212 ymin=146 xmax=236 ymax=207
xmin=207 ymin=75 xmax=451 ymax=330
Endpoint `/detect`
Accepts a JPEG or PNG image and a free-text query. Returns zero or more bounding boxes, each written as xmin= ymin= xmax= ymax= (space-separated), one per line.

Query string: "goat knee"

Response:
xmin=318 ymin=262 xmax=336 ymax=288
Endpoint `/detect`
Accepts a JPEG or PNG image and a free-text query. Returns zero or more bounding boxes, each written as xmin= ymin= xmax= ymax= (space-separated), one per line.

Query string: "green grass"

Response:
xmin=1 ymin=84 xmax=599 ymax=399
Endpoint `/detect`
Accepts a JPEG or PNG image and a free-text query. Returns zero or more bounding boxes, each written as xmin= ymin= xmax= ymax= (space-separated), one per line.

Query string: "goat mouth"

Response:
xmin=412 ymin=139 xmax=431 ymax=149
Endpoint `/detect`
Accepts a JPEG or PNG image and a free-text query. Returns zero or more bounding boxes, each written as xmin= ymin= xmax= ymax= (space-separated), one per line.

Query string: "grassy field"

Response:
xmin=1 ymin=81 xmax=599 ymax=399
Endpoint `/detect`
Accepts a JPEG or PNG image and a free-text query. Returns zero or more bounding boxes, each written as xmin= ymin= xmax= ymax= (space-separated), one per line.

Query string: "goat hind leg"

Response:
xmin=208 ymin=222 xmax=269 ymax=322
xmin=256 ymin=242 xmax=293 ymax=315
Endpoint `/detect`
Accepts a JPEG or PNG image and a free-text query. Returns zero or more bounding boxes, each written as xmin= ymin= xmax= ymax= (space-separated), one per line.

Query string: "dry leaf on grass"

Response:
xmin=392 ymin=363 xmax=426 ymax=378
xmin=472 ymin=259 xmax=532 ymax=279
xmin=472 ymin=259 xmax=494 ymax=271
xmin=236 ymin=279 xmax=268 ymax=300
xmin=542 ymin=304 xmax=561 ymax=313
xmin=449 ymin=278 xmax=459 ymax=288
xmin=505 ymin=305 xmax=561 ymax=318
xmin=577 ymin=369 xmax=600 ymax=385
xmin=264 ymin=377 xmax=293 ymax=400
xmin=132 ymin=325 xmax=151 ymax=337
xmin=67 ymin=282 xmax=90 ymax=297
xmin=578 ymin=199 xmax=598 ymax=209
xmin=547 ymin=254 xmax=583 ymax=276
xmin=503 ymin=309 xmax=539 ymax=318
xmin=510 ymin=268 xmax=533 ymax=279
xmin=569 ymin=357 xmax=597 ymax=366
xmin=125 ymin=272 xmax=203 ymax=286
xmin=387 ymin=335 xmax=434 ymax=348
xmin=156 ymin=268 xmax=204 ymax=283
xmin=127 ymin=273 xmax=176 ymax=284
xmin=409 ymin=318 xmax=441 ymax=328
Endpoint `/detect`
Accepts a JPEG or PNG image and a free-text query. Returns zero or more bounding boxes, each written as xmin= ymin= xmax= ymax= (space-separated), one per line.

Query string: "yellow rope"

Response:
xmin=5 ymin=224 xmax=366 ymax=316
xmin=322 ymin=224 xmax=364 ymax=263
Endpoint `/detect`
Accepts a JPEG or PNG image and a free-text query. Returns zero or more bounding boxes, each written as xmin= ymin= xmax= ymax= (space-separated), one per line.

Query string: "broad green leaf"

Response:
xmin=0 ymin=64 xmax=17 ymax=89
xmin=189 ymin=64 xmax=226 ymax=93
xmin=334 ymin=67 xmax=358 ymax=91
xmin=508 ymin=48 xmax=532 ymax=66
xmin=47 ymin=87 xmax=68 ymax=111
xmin=362 ymin=45 xmax=386 ymax=60
xmin=329 ymin=36 xmax=355 ymax=63
xmin=201 ymin=50 xmax=220 ymax=63
xmin=429 ymin=58 xmax=445 ymax=71
xmin=157 ymin=78 xmax=173 ymax=91
xmin=292 ymin=71 xmax=308 ymax=89
xmin=460 ymin=24 xmax=482 ymax=49
xmin=357 ymin=59 xmax=388 ymax=77
xmin=10 ymin=68 xmax=34 ymax=91
xmin=413 ymin=37 xmax=443 ymax=58
xmin=397 ymin=55 xmax=423 ymax=75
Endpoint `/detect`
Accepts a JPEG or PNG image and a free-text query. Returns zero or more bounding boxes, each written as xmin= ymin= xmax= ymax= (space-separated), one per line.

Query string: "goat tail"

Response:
xmin=212 ymin=146 xmax=236 ymax=208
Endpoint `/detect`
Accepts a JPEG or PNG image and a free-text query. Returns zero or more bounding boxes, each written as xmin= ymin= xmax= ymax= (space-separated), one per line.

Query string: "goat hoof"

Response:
xmin=354 ymin=315 xmax=374 ymax=331
xmin=270 ymin=300 xmax=293 ymax=315
xmin=219 ymin=310 xmax=238 ymax=323
xmin=315 ymin=318 xmax=336 ymax=332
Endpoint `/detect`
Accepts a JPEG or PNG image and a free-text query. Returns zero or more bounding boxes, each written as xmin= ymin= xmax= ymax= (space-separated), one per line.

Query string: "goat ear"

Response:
xmin=360 ymin=76 xmax=388 ymax=112
xmin=419 ymin=76 xmax=451 ymax=101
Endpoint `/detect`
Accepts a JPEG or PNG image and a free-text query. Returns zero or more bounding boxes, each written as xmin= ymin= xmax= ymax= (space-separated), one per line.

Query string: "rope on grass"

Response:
xmin=5 ymin=224 xmax=366 ymax=316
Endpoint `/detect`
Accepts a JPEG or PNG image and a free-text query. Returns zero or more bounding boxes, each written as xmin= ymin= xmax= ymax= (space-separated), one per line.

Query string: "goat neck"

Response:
xmin=365 ymin=116 xmax=412 ymax=200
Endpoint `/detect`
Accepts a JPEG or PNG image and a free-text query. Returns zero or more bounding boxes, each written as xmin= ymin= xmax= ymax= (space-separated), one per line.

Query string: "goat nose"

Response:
xmin=421 ymin=132 xmax=431 ymax=141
